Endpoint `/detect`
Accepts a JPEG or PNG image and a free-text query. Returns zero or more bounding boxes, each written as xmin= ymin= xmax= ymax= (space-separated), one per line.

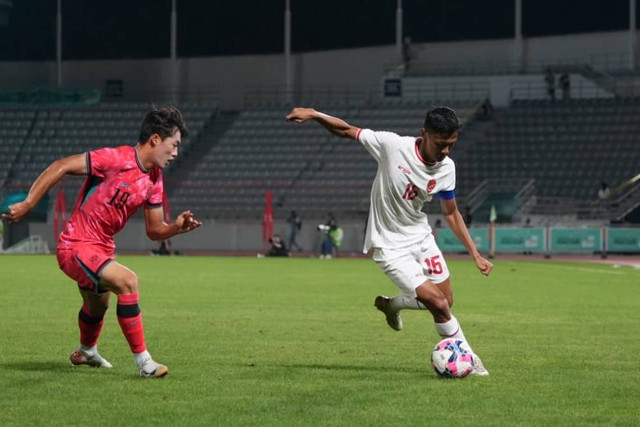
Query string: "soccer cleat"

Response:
xmin=470 ymin=353 xmax=489 ymax=376
xmin=374 ymin=295 xmax=403 ymax=331
xmin=70 ymin=349 xmax=113 ymax=368
xmin=138 ymin=358 xmax=169 ymax=378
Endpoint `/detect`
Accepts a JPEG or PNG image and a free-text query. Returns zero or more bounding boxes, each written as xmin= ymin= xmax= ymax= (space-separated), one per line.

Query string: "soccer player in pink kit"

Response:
xmin=286 ymin=106 xmax=493 ymax=375
xmin=2 ymin=106 xmax=201 ymax=378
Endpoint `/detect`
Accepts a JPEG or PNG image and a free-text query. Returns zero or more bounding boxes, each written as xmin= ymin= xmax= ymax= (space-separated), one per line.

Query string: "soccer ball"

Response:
xmin=431 ymin=338 xmax=474 ymax=378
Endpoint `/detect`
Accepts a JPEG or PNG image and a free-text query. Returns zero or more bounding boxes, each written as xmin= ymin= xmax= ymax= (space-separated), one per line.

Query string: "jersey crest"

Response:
xmin=426 ymin=179 xmax=437 ymax=193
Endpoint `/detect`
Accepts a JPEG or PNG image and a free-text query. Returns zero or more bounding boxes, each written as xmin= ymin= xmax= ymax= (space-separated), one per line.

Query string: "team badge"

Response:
xmin=426 ymin=179 xmax=437 ymax=193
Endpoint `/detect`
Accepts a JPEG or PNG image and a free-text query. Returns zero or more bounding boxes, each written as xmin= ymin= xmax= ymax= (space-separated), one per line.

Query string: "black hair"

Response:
xmin=138 ymin=105 xmax=189 ymax=143
xmin=423 ymin=106 xmax=460 ymax=137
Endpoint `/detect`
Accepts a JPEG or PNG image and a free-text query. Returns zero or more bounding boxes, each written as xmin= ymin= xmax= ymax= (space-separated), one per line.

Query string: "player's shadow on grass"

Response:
xmin=2 ymin=361 xmax=89 ymax=373
xmin=270 ymin=362 xmax=424 ymax=375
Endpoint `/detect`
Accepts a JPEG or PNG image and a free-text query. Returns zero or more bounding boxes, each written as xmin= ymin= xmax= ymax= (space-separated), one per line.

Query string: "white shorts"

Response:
xmin=372 ymin=234 xmax=450 ymax=297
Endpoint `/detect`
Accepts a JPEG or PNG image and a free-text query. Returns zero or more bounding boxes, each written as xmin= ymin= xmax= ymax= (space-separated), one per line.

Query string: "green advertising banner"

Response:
xmin=0 ymin=87 xmax=101 ymax=106
xmin=607 ymin=228 xmax=640 ymax=253
xmin=437 ymin=228 xmax=489 ymax=253
xmin=494 ymin=227 xmax=545 ymax=253
xmin=0 ymin=192 xmax=49 ymax=222
xmin=550 ymin=228 xmax=602 ymax=253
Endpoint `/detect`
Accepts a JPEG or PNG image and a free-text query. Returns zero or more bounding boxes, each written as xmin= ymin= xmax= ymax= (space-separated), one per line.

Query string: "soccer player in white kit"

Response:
xmin=286 ymin=106 xmax=493 ymax=375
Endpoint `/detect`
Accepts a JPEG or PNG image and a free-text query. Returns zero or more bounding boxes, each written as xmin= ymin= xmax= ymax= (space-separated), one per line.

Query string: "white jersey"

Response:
xmin=357 ymin=128 xmax=456 ymax=253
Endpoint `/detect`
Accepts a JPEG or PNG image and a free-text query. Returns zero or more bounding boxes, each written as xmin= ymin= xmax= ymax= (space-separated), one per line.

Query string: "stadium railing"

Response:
xmin=243 ymin=82 xmax=488 ymax=109
xmin=388 ymin=52 xmax=634 ymax=77
xmin=101 ymin=88 xmax=220 ymax=105
xmin=509 ymin=80 xmax=615 ymax=101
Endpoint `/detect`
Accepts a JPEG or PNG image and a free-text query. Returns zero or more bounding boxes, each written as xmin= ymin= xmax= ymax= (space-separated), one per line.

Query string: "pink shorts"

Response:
xmin=57 ymin=245 xmax=114 ymax=294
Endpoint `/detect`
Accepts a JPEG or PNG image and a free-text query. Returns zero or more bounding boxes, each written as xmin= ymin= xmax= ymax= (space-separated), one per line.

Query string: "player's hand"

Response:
xmin=175 ymin=210 xmax=202 ymax=233
xmin=285 ymin=108 xmax=316 ymax=124
xmin=474 ymin=255 xmax=493 ymax=276
xmin=1 ymin=201 xmax=32 ymax=224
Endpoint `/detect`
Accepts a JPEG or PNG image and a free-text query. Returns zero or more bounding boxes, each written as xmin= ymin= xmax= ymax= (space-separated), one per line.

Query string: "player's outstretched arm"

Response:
xmin=440 ymin=198 xmax=493 ymax=276
xmin=286 ymin=107 xmax=360 ymax=139
xmin=144 ymin=208 xmax=202 ymax=241
xmin=1 ymin=154 xmax=86 ymax=223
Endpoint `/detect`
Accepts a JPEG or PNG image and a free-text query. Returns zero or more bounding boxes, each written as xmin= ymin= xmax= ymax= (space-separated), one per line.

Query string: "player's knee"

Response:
xmin=116 ymin=272 xmax=139 ymax=294
xmin=88 ymin=300 xmax=109 ymax=315
xmin=431 ymin=296 xmax=450 ymax=316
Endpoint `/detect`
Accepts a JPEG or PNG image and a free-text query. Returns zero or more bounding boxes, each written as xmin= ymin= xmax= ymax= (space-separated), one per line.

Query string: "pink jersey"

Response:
xmin=58 ymin=145 xmax=164 ymax=251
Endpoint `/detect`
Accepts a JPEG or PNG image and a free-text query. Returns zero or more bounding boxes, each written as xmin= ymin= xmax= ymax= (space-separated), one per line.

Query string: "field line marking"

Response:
xmin=510 ymin=262 xmax=626 ymax=275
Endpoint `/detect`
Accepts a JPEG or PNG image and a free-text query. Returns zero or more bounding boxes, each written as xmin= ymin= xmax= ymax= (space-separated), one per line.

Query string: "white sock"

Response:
xmin=389 ymin=295 xmax=428 ymax=311
xmin=434 ymin=315 xmax=468 ymax=343
xmin=134 ymin=350 xmax=151 ymax=367
xmin=79 ymin=344 xmax=97 ymax=355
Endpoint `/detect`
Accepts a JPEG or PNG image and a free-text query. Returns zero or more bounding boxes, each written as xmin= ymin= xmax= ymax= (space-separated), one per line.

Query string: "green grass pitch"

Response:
xmin=1 ymin=255 xmax=639 ymax=426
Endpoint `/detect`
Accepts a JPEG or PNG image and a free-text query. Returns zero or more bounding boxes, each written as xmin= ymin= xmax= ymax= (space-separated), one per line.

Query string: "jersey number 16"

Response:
xmin=402 ymin=182 xmax=418 ymax=201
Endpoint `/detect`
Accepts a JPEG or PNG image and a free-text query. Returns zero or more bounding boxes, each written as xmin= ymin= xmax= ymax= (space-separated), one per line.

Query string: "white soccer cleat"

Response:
xmin=70 ymin=348 xmax=113 ymax=368
xmin=374 ymin=295 xmax=403 ymax=331
xmin=470 ymin=353 xmax=489 ymax=376
xmin=138 ymin=357 xmax=169 ymax=378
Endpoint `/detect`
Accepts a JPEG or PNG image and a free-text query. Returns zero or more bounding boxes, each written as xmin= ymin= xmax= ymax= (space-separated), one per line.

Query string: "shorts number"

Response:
xmin=402 ymin=182 xmax=418 ymax=201
xmin=424 ymin=255 xmax=443 ymax=275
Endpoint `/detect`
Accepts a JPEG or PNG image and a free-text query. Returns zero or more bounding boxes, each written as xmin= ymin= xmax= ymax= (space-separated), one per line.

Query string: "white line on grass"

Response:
xmin=512 ymin=262 xmax=626 ymax=275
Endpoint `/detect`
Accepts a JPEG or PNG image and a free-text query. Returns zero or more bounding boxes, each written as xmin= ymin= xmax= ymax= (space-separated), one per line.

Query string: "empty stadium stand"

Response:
xmin=2 ymin=97 xmax=639 ymax=224
xmin=168 ymin=100 xmax=481 ymax=220
xmin=455 ymin=98 xmax=640 ymax=221
xmin=0 ymin=102 xmax=217 ymax=211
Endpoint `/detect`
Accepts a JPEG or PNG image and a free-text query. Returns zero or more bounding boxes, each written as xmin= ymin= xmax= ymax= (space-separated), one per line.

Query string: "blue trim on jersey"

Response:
xmin=81 ymin=176 xmax=103 ymax=208
xmin=74 ymin=255 xmax=99 ymax=285
xmin=74 ymin=256 xmax=112 ymax=295
xmin=438 ymin=189 xmax=456 ymax=200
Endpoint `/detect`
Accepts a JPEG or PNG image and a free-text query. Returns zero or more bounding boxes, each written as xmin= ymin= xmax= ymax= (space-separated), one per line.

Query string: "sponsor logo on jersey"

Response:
xmin=426 ymin=179 xmax=437 ymax=193
xmin=120 ymin=182 xmax=131 ymax=188
xmin=397 ymin=165 xmax=412 ymax=175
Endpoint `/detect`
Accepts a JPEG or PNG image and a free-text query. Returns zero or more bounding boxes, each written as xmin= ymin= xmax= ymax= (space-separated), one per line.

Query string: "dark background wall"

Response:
xmin=0 ymin=0 xmax=635 ymax=61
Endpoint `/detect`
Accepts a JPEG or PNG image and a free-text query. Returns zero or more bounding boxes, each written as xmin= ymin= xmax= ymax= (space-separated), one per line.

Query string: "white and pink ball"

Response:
xmin=431 ymin=338 xmax=474 ymax=378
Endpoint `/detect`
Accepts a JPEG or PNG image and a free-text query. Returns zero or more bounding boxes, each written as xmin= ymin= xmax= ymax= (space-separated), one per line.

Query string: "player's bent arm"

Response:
xmin=144 ymin=207 xmax=202 ymax=241
xmin=286 ymin=108 xmax=360 ymax=139
xmin=440 ymin=198 xmax=482 ymax=260
xmin=1 ymin=154 xmax=86 ymax=223
xmin=441 ymin=198 xmax=493 ymax=276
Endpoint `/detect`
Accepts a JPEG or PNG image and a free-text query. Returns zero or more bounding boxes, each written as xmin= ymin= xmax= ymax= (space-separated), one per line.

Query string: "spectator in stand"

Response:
xmin=598 ymin=182 xmax=611 ymax=201
xmin=479 ymin=99 xmax=494 ymax=121
xmin=287 ymin=210 xmax=302 ymax=252
xmin=267 ymin=234 xmax=289 ymax=257
xmin=559 ymin=73 xmax=570 ymax=101
xmin=402 ymin=36 xmax=413 ymax=71
xmin=464 ymin=206 xmax=473 ymax=227
xmin=545 ymin=68 xmax=556 ymax=101
xmin=151 ymin=239 xmax=171 ymax=256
